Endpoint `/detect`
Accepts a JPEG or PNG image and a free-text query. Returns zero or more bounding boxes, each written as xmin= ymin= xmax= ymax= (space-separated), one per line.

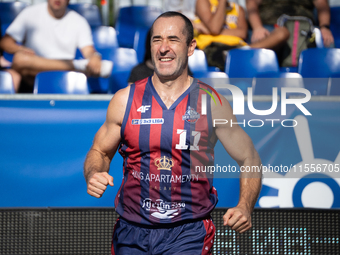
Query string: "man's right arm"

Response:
xmin=246 ymin=0 xmax=270 ymax=43
xmin=0 ymin=7 xmax=35 ymax=55
xmin=0 ymin=35 xmax=34 ymax=55
xmin=84 ymin=86 xmax=130 ymax=198
xmin=195 ymin=0 xmax=228 ymax=35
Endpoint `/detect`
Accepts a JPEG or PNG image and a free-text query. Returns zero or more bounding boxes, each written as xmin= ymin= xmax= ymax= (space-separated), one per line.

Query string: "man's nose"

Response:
xmin=159 ymin=40 xmax=170 ymax=53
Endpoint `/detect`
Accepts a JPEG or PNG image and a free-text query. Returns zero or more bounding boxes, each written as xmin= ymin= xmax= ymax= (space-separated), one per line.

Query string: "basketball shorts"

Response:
xmin=111 ymin=217 xmax=215 ymax=255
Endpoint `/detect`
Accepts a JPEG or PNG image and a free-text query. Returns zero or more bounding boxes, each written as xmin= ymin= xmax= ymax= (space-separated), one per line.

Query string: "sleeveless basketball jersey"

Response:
xmin=115 ymin=77 xmax=218 ymax=225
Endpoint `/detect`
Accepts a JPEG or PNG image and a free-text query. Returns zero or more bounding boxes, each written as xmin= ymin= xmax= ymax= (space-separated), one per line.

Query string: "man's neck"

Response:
xmin=47 ymin=5 xmax=66 ymax=19
xmin=152 ymin=72 xmax=193 ymax=109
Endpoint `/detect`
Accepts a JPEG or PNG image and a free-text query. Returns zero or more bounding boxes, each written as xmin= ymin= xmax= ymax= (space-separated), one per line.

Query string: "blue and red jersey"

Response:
xmin=115 ymin=77 xmax=218 ymax=225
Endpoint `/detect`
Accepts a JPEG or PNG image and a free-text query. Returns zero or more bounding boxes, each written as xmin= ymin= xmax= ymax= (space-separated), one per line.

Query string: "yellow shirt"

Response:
xmin=194 ymin=1 xmax=247 ymax=49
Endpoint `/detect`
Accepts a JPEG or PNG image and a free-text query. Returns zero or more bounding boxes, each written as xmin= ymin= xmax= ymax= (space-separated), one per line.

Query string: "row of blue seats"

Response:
xmin=1 ymin=2 xmax=340 ymax=95
xmin=1 ymin=47 xmax=340 ymax=95
xmin=224 ymin=48 xmax=340 ymax=96
xmin=1 ymin=2 xmax=340 ymax=58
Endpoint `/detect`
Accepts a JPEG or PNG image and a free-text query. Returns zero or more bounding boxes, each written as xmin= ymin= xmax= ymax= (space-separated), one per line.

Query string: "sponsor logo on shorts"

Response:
xmin=131 ymin=118 xmax=164 ymax=125
xmin=142 ymin=198 xmax=186 ymax=219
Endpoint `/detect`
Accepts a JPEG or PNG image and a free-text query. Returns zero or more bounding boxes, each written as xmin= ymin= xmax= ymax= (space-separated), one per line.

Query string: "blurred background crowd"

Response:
xmin=0 ymin=0 xmax=340 ymax=95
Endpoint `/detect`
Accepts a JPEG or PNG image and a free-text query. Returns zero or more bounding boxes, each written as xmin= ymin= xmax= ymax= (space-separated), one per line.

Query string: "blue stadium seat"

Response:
xmin=0 ymin=2 xmax=28 ymax=62
xmin=330 ymin=7 xmax=340 ymax=48
xmin=225 ymin=48 xmax=280 ymax=78
xmin=298 ymin=48 xmax=340 ymax=77
xmin=253 ymin=72 xmax=304 ymax=96
xmin=33 ymin=71 xmax=89 ymax=94
xmin=188 ymin=49 xmax=209 ymax=76
xmin=328 ymin=77 xmax=340 ymax=95
xmin=0 ymin=71 xmax=15 ymax=94
xmin=92 ymin=26 xmax=119 ymax=50
xmin=0 ymin=2 xmax=28 ymax=34
xmin=225 ymin=48 xmax=280 ymax=94
xmin=115 ymin=6 xmax=162 ymax=48
xmin=75 ymin=26 xmax=118 ymax=62
xmin=102 ymin=48 xmax=138 ymax=93
xmin=84 ymin=26 xmax=119 ymax=93
xmin=68 ymin=3 xmax=102 ymax=28
xmin=133 ymin=28 xmax=150 ymax=64
xmin=298 ymin=48 xmax=340 ymax=95
xmin=313 ymin=27 xmax=324 ymax=48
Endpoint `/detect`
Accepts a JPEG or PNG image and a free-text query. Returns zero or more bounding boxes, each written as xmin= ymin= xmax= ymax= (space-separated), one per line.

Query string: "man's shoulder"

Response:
xmin=196 ymin=78 xmax=213 ymax=90
xmin=134 ymin=76 xmax=150 ymax=86
xmin=113 ymin=85 xmax=132 ymax=103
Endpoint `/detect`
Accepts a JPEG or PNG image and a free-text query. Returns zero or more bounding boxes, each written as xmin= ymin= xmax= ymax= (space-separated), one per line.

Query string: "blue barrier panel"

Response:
xmin=213 ymin=100 xmax=340 ymax=209
xmin=0 ymin=96 xmax=340 ymax=209
xmin=0 ymin=98 xmax=122 ymax=207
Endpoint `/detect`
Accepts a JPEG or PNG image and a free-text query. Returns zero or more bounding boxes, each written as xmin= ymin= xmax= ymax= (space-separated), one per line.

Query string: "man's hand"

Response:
xmin=193 ymin=22 xmax=211 ymax=35
xmin=251 ymin=27 xmax=270 ymax=43
xmin=223 ymin=205 xmax=252 ymax=233
xmin=18 ymin=46 xmax=35 ymax=55
xmin=86 ymin=53 xmax=102 ymax=77
xmin=320 ymin=27 xmax=334 ymax=47
xmin=87 ymin=172 xmax=114 ymax=198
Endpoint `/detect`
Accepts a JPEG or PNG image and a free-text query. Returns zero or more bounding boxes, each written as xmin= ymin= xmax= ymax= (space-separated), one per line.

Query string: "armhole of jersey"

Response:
xmin=198 ymin=80 xmax=215 ymax=148
xmin=120 ymin=84 xmax=135 ymax=140
xmin=207 ymin=91 xmax=213 ymax=141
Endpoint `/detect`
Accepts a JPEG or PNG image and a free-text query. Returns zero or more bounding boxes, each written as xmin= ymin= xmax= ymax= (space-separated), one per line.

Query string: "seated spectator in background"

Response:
xmin=163 ymin=0 xmax=197 ymax=23
xmin=0 ymin=0 xmax=112 ymax=93
xmin=194 ymin=0 xmax=289 ymax=71
xmin=246 ymin=0 xmax=334 ymax=47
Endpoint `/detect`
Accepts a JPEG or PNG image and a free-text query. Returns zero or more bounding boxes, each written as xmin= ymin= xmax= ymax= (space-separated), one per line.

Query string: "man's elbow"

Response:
xmin=0 ymin=35 xmax=14 ymax=52
xmin=0 ymin=38 xmax=5 ymax=51
xmin=239 ymin=31 xmax=248 ymax=41
xmin=208 ymin=26 xmax=223 ymax=36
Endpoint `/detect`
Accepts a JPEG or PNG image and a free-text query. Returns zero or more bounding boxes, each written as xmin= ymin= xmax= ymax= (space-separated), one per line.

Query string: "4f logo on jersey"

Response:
xmin=137 ymin=105 xmax=151 ymax=113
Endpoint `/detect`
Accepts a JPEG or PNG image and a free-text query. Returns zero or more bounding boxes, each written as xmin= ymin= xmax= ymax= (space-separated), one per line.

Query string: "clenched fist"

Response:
xmin=87 ymin=172 xmax=114 ymax=198
xmin=223 ymin=206 xmax=252 ymax=233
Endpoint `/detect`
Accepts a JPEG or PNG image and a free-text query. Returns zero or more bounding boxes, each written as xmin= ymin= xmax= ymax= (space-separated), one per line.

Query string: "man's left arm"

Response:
xmin=314 ymin=0 xmax=334 ymax=47
xmin=213 ymin=94 xmax=262 ymax=233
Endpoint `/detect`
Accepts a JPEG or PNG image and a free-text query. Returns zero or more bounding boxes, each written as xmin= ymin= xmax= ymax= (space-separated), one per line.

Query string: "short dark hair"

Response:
xmin=150 ymin=11 xmax=194 ymax=46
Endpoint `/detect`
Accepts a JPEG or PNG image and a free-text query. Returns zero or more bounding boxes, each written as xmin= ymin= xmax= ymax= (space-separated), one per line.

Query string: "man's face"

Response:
xmin=151 ymin=16 xmax=195 ymax=80
xmin=48 ymin=0 xmax=69 ymax=15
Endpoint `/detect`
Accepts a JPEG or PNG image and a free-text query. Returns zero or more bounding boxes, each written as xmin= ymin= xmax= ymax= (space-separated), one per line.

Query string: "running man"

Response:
xmin=84 ymin=11 xmax=262 ymax=255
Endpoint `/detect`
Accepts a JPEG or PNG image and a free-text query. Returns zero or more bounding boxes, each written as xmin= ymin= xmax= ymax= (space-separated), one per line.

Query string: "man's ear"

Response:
xmin=187 ymin=39 xmax=197 ymax=57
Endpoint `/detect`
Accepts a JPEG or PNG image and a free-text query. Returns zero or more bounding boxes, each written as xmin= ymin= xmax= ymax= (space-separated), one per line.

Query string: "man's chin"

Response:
xmin=155 ymin=69 xmax=176 ymax=79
